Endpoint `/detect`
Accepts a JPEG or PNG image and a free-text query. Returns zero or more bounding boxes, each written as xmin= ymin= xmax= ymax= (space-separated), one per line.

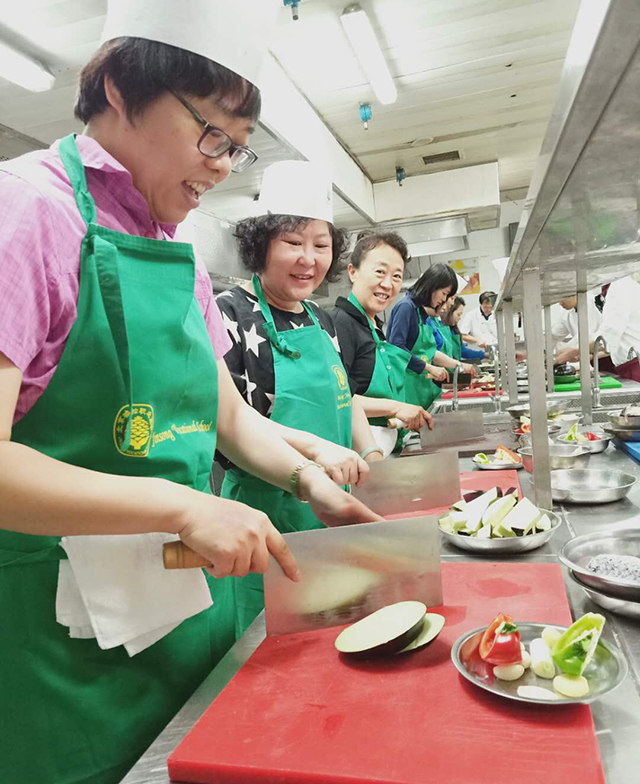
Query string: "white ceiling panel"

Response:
xmin=0 ymin=0 xmax=581 ymax=229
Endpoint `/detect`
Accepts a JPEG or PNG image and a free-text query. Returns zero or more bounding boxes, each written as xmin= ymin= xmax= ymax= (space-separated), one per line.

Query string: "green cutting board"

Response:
xmin=554 ymin=375 xmax=622 ymax=392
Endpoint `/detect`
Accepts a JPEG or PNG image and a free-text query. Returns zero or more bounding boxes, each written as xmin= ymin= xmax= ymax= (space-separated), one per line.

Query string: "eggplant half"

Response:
xmin=334 ymin=601 xmax=427 ymax=658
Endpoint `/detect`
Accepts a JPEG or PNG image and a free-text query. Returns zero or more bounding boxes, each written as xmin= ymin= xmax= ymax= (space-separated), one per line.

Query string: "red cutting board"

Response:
xmin=168 ymin=562 xmax=605 ymax=784
xmin=442 ymin=388 xmax=490 ymax=399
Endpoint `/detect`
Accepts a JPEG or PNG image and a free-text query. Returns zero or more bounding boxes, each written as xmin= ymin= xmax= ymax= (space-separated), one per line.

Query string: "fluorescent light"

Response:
xmin=0 ymin=41 xmax=55 ymax=92
xmin=340 ymin=5 xmax=397 ymax=105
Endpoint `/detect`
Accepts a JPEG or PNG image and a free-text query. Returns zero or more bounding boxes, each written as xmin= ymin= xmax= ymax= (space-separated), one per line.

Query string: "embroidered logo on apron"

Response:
xmin=113 ymin=404 xmax=155 ymax=457
xmin=332 ymin=364 xmax=349 ymax=391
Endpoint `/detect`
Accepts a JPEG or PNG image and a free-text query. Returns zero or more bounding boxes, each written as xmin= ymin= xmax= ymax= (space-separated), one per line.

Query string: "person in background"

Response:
xmin=552 ymin=292 xmax=602 ymax=365
xmin=0 ymin=4 xmax=378 ymax=782
xmin=440 ymin=296 xmax=486 ymax=362
xmin=216 ymin=161 xmax=381 ymax=636
xmin=387 ymin=264 xmax=476 ymax=411
xmin=460 ymin=291 xmax=498 ymax=345
xmin=558 ymin=277 xmax=640 ymax=380
xmin=332 ymin=230 xmax=433 ymax=458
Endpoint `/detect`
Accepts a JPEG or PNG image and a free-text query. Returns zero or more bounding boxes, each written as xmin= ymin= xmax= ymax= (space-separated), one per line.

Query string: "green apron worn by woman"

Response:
xmin=217 ymin=161 xmax=383 ymax=635
xmin=387 ymin=264 xmax=476 ymax=410
xmin=0 ymin=10 xmax=377 ymax=783
xmin=332 ymin=231 xmax=434 ymax=457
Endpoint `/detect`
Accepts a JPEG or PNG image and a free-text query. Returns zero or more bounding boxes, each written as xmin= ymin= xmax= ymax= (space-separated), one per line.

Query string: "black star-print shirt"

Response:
xmin=216 ymin=285 xmax=339 ymax=420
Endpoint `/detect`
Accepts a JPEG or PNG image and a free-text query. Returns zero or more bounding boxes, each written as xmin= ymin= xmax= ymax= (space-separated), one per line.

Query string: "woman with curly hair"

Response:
xmin=217 ymin=161 xmax=382 ymax=635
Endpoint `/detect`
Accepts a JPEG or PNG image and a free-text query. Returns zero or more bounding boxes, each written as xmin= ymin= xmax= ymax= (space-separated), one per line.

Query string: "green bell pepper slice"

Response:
xmin=551 ymin=613 xmax=606 ymax=676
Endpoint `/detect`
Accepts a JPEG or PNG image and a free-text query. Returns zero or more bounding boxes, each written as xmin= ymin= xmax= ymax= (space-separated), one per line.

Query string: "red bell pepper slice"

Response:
xmin=479 ymin=612 xmax=522 ymax=665
xmin=585 ymin=431 xmax=600 ymax=441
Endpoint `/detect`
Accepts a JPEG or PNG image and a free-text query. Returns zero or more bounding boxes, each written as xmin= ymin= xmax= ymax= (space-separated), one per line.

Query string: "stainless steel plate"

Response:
xmin=451 ymin=622 xmax=628 ymax=705
xmin=556 ymin=429 xmax=613 ymax=453
xmin=506 ymin=401 xmax=565 ymax=420
xmin=551 ymin=469 xmax=637 ymax=504
xmin=559 ymin=525 xmax=640 ymax=600
xmin=472 ymin=456 xmax=524 ymax=471
xmin=567 ymin=569 xmax=640 ymax=619
xmin=440 ymin=510 xmax=561 ymax=554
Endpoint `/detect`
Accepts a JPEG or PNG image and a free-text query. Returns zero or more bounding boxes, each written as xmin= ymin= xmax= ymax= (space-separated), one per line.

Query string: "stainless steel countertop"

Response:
xmin=122 ymin=443 xmax=640 ymax=784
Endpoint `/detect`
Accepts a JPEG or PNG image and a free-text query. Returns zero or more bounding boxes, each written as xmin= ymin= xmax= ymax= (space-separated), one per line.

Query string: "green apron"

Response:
xmin=403 ymin=305 xmax=441 ymax=410
xmin=0 ymin=134 xmax=235 ymax=784
xmin=347 ymin=292 xmax=412 ymax=448
xmin=222 ymin=274 xmax=352 ymax=636
xmin=439 ymin=325 xmax=462 ymax=371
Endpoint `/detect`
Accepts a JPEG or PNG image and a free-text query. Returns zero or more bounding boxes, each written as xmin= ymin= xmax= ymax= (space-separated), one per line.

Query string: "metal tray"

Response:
xmin=559 ymin=525 xmax=640 ymax=600
xmin=451 ymin=622 xmax=628 ymax=705
xmin=439 ymin=510 xmax=561 ymax=554
xmin=603 ymin=425 xmax=640 ymax=442
xmin=551 ymin=469 xmax=637 ymax=504
xmin=556 ymin=428 xmax=613 ymax=454
xmin=567 ymin=569 xmax=640 ymax=620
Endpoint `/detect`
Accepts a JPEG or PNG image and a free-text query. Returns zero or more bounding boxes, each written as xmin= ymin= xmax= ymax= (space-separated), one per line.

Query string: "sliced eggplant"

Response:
xmin=396 ymin=613 xmax=445 ymax=654
xmin=334 ymin=601 xmax=426 ymax=658
xmin=463 ymin=490 xmax=483 ymax=504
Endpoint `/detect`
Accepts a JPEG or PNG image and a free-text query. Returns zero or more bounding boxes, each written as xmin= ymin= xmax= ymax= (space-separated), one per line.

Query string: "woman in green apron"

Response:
xmin=332 ymin=230 xmax=434 ymax=457
xmin=217 ymin=162 xmax=383 ymax=636
xmin=440 ymin=296 xmax=486 ymax=363
xmin=387 ymin=264 xmax=476 ymax=410
xmin=0 ymin=14 xmax=377 ymax=784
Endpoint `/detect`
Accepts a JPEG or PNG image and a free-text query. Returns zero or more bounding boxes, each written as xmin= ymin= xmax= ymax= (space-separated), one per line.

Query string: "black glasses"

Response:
xmin=170 ymin=91 xmax=258 ymax=173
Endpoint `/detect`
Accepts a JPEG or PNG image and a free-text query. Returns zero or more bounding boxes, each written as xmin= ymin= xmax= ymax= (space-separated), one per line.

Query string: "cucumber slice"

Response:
xmin=396 ymin=613 xmax=445 ymax=654
xmin=335 ymin=601 xmax=426 ymax=658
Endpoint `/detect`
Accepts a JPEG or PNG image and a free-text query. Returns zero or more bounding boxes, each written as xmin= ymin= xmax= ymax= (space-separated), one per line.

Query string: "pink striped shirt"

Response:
xmin=0 ymin=135 xmax=231 ymax=424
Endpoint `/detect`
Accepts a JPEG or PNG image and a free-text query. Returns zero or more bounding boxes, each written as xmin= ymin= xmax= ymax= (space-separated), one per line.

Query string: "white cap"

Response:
xmin=256 ymin=161 xmax=334 ymax=223
xmin=100 ymin=0 xmax=280 ymax=89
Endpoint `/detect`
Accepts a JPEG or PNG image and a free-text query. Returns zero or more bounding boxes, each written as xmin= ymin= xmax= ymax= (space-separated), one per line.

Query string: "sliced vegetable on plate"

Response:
xmin=438 ymin=491 xmax=553 ymax=540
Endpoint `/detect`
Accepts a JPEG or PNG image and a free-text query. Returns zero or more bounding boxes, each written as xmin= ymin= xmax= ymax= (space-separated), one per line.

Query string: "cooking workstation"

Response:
xmin=120 ymin=2 xmax=640 ymax=780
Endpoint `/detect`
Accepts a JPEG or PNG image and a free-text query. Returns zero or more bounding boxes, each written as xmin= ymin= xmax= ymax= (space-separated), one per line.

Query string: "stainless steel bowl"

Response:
xmin=518 ymin=444 xmax=590 ymax=473
xmin=608 ymin=410 xmax=640 ymax=429
xmin=567 ymin=569 xmax=640 ymax=619
xmin=439 ymin=509 xmax=561 ymax=554
xmin=603 ymin=425 xmax=640 ymax=442
xmin=559 ymin=524 xmax=640 ymax=600
xmin=556 ymin=428 xmax=613 ymax=454
xmin=514 ymin=423 xmax=562 ymax=440
xmin=506 ymin=401 xmax=565 ymax=421
xmin=551 ymin=469 xmax=637 ymax=504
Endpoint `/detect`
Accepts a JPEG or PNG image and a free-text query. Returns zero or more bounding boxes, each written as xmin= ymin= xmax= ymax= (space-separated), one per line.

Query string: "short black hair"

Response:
xmin=350 ymin=230 xmax=409 ymax=268
xmin=409 ymin=263 xmax=458 ymax=308
xmin=234 ymin=215 xmax=349 ymax=283
xmin=480 ymin=291 xmax=497 ymax=305
xmin=75 ymin=37 xmax=261 ymax=124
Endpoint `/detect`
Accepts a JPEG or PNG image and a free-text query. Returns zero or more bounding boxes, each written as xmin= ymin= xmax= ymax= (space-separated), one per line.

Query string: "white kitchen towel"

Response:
xmin=56 ymin=533 xmax=212 ymax=656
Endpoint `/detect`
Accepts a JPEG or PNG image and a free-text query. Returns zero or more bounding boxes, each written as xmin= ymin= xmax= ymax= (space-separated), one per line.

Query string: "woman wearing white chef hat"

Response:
xmin=0 ymin=2 xmax=378 ymax=782
xmin=217 ymin=160 xmax=382 ymax=636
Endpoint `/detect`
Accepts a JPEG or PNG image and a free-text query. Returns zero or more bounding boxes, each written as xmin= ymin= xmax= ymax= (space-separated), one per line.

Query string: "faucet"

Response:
xmin=452 ymin=363 xmax=461 ymax=411
xmin=592 ymin=335 xmax=608 ymax=409
xmin=487 ymin=345 xmax=501 ymax=411
xmin=627 ymin=346 xmax=640 ymax=363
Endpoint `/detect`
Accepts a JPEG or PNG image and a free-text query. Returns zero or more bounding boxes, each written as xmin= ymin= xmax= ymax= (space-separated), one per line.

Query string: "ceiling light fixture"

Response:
xmin=340 ymin=4 xmax=397 ymax=105
xmin=0 ymin=40 xmax=55 ymax=92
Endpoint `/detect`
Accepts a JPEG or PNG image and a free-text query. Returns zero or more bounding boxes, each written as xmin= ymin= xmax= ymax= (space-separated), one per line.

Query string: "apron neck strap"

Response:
xmin=348 ymin=292 xmax=383 ymax=346
xmin=58 ymin=135 xmax=98 ymax=228
xmin=252 ymin=274 xmax=318 ymax=358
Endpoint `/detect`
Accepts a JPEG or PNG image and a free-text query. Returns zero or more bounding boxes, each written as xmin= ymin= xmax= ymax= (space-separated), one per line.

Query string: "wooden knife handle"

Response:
xmin=163 ymin=541 xmax=209 ymax=570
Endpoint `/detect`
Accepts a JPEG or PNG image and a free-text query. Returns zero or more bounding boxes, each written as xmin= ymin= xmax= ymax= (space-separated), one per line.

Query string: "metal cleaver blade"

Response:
xmin=263 ymin=516 xmax=442 ymax=637
xmin=351 ymin=452 xmax=460 ymax=517
xmin=419 ymin=409 xmax=484 ymax=450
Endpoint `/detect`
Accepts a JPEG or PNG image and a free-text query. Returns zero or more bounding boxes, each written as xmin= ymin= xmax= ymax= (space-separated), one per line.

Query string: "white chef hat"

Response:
xmin=100 ymin=0 xmax=280 ymax=89
xmin=256 ymin=161 xmax=334 ymax=223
